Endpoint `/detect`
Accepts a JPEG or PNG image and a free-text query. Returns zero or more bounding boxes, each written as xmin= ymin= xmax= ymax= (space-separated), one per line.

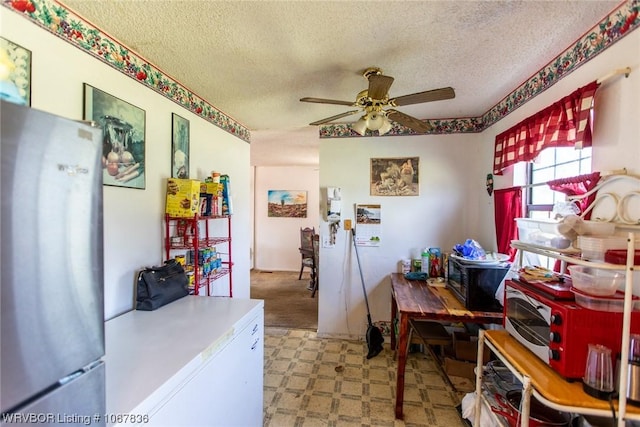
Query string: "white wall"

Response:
xmin=1 ymin=10 xmax=252 ymax=320
xmin=317 ymin=134 xmax=479 ymax=338
xmin=253 ymin=166 xmax=320 ymax=271
xmin=483 ymin=30 xmax=640 ymax=238
xmin=317 ymin=30 xmax=640 ymax=339
xmin=486 ymin=32 xmax=640 ymax=193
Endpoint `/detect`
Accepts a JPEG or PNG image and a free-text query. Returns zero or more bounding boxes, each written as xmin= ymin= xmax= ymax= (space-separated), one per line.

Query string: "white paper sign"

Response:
xmin=355 ymin=204 xmax=381 ymax=246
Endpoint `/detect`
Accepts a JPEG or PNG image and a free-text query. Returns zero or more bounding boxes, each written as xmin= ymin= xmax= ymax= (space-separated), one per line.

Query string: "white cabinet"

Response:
xmin=105 ymin=297 xmax=264 ymax=427
xmin=149 ymin=311 xmax=263 ymax=426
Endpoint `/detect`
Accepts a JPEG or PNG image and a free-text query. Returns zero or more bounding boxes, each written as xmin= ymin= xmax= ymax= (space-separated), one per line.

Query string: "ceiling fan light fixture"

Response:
xmin=352 ymin=117 xmax=368 ymax=136
xmin=366 ymin=112 xmax=385 ymax=130
xmin=378 ymin=117 xmax=393 ymax=135
xmin=302 ymin=67 xmax=455 ymax=135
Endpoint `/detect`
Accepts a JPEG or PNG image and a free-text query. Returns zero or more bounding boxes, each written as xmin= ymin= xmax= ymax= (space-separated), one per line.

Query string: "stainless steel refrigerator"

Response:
xmin=1 ymin=100 xmax=106 ymax=426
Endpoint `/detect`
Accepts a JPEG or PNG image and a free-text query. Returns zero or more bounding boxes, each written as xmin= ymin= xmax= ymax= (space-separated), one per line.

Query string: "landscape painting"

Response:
xmin=268 ymin=190 xmax=307 ymax=218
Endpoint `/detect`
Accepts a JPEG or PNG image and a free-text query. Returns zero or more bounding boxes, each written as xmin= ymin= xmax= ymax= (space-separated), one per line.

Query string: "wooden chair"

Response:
xmin=309 ymin=234 xmax=319 ymax=298
xmin=298 ymin=227 xmax=315 ymax=280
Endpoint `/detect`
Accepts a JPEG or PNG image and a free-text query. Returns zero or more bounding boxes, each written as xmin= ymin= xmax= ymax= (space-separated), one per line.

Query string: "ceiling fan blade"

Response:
xmin=386 ymin=109 xmax=431 ymax=133
xmin=391 ymin=87 xmax=455 ymax=106
xmin=309 ymin=110 xmax=361 ymax=126
xmin=300 ymin=97 xmax=355 ymax=106
xmin=368 ymin=74 xmax=394 ymax=100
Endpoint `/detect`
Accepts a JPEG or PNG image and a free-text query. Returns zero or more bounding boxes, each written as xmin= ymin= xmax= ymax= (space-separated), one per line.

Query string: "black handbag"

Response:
xmin=136 ymin=259 xmax=189 ymax=311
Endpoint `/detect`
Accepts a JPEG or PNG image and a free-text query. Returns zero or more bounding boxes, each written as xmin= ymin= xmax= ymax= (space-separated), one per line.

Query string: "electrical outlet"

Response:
xmin=344 ymin=219 xmax=352 ymax=230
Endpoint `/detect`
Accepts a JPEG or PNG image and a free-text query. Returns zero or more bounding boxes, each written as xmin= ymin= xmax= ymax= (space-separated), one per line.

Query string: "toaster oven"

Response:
xmin=504 ymin=279 xmax=640 ymax=379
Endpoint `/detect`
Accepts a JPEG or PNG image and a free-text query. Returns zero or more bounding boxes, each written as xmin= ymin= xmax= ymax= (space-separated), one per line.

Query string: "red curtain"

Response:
xmin=493 ymin=81 xmax=598 ymax=175
xmin=494 ymin=187 xmax=523 ymax=261
xmin=547 ymin=172 xmax=601 ymax=220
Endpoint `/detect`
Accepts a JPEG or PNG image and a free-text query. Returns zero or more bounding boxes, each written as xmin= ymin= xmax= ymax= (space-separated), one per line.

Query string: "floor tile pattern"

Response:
xmin=263 ymin=328 xmax=467 ymax=427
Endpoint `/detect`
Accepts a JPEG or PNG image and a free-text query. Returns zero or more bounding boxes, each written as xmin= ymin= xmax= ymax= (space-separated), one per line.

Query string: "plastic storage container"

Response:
xmin=515 ymin=218 xmax=572 ymax=249
xmin=571 ymin=287 xmax=639 ymax=312
xmin=579 ymin=221 xmax=616 ymax=236
xmin=567 ymin=265 xmax=625 ymax=296
xmin=604 ymin=249 xmax=640 ymax=296
xmin=577 ymin=235 xmax=628 ymax=261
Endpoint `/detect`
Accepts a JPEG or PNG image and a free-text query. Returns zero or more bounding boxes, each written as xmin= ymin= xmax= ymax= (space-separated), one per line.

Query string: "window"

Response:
xmin=525 ymin=147 xmax=592 ymax=269
xmin=526 ymin=147 xmax=592 ymax=219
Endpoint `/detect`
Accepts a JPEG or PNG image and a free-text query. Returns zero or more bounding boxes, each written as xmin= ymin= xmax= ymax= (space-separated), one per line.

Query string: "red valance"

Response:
xmin=493 ymin=81 xmax=599 ymax=175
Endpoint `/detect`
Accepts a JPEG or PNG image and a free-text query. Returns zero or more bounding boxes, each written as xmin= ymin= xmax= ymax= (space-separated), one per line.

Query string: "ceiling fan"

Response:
xmin=300 ymin=67 xmax=455 ymax=135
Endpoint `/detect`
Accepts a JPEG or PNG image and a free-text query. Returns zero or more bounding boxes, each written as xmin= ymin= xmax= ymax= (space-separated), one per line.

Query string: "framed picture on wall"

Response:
xmin=370 ymin=157 xmax=419 ymax=196
xmin=267 ymin=190 xmax=307 ymax=218
xmin=171 ymin=113 xmax=190 ymax=178
xmin=83 ymin=83 xmax=146 ymax=189
xmin=0 ymin=37 xmax=31 ymax=106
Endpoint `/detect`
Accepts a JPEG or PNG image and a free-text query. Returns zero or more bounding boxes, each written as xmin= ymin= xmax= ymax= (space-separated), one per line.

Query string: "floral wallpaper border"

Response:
xmin=2 ymin=0 xmax=638 ymax=141
xmin=2 ymin=0 xmax=251 ymax=143
xmin=321 ymin=0 xmax=638 ymax=138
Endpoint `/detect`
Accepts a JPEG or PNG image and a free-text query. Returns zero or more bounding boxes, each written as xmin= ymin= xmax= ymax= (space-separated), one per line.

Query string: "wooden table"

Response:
xmin=390 ymin=273 xmax=503 ymax=419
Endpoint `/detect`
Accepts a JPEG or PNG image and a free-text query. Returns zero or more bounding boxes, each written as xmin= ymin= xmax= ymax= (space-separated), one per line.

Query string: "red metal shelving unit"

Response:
xmin=164 ymin=213 xmax=233 ymax=297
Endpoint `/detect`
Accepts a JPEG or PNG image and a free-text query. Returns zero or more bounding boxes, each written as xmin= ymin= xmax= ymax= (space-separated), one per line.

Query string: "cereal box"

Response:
xmin=199 ymin=193 xmax=212 ymax=216
xmin=205 ymin=182 xmax=223 ymax=197
xmin=165 ymin=178 xmax=201 ymax=217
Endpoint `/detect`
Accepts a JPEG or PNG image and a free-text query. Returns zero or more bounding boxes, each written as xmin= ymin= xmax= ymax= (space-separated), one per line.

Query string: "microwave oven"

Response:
xmin=446 ymin=257 xmax=509 ymax=312
xmin=504 ymin=279 xmax=640 ymax=379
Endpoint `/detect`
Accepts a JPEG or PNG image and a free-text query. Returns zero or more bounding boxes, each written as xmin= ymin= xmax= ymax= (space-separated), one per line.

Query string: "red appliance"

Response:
xmin=516 ymin=275 xmax=574 ymax=300
xmin=504 ymin=279 xmax=640 ymax=379
xmin=605 ymin=249 xmax=640 ymax=265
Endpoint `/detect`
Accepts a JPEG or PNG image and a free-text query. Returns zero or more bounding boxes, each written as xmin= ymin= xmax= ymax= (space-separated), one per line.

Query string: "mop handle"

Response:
xmin=351 ymin=229 xmax=372 ymax=318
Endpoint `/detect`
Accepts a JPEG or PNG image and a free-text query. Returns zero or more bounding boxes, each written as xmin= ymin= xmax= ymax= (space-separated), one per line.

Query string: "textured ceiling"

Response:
xmin=59 ymin=0 xmax=621 ymax=165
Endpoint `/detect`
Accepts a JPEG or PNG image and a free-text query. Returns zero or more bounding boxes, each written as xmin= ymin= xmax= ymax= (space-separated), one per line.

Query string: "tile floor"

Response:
xmin=263 ymin=327 xmax=469 ymax=427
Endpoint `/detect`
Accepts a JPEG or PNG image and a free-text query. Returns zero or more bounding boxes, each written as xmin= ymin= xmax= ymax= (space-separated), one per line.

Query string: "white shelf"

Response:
xmin=479 ymin=331 xmax=640 ymax=419
xmin=511 ymin=240 xmax=639 ymax=270
xmin=475 ymin=233 xmax=638 ymax=426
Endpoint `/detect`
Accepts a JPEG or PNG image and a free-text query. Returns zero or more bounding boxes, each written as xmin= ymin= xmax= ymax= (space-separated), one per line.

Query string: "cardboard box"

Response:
xmin=165 ymin=178 xmax=201 ymax=218
xmin=205 ymin=182 xmax=223 ymax=196
xmin=453 ymin=331 xmax=491 ymax=364
xmin=220 ymin=174 xmax=232 ymax=215
xmin=199 ymin=193 xmax=212 ymax=216
xmin=444 ymin=357 xmax=476 ymax=380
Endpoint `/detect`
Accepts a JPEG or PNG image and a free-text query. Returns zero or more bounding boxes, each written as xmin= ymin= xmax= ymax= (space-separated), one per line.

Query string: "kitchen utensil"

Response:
xmin=616 ymin=334 xmax=640 ymax=405
xmin=583 ymin=344 xmax=615 ymax=399
xmin=626 ymin=361 xmax=640 ymax=405
xmin=616 ymin=355 xmax=640 ymax=406
xmin=630 ymin=334 xmax=640 ymax=362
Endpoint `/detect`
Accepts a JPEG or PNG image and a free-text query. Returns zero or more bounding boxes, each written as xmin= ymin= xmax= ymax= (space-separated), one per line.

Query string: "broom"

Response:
xmin=351 ymin=229 xmax=384 ymax=359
